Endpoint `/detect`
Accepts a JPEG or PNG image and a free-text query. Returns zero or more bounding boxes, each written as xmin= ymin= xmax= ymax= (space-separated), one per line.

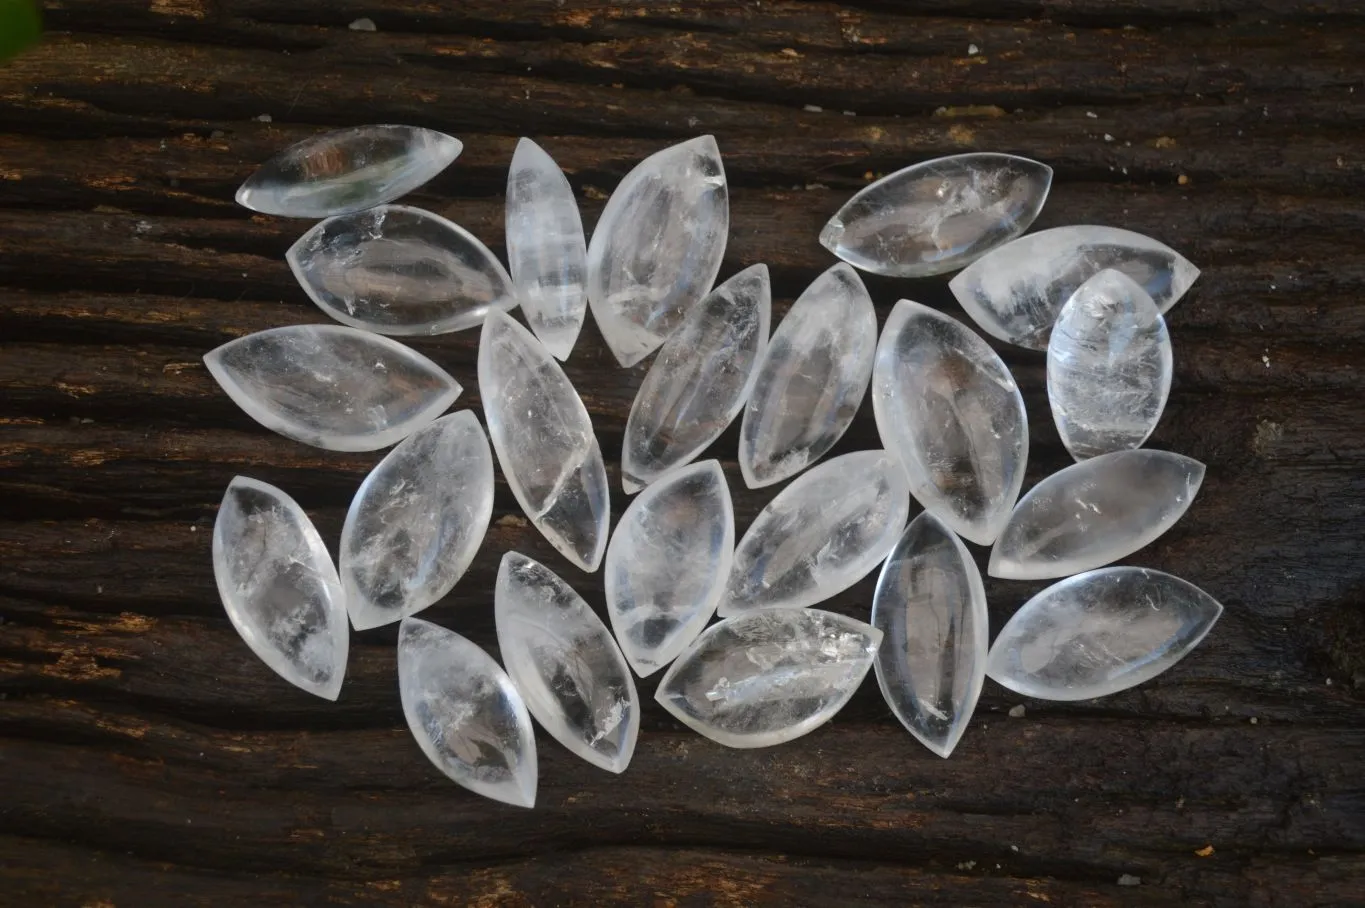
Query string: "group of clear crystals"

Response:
xmin=210 ymin=125 xmax=1222 ymax=807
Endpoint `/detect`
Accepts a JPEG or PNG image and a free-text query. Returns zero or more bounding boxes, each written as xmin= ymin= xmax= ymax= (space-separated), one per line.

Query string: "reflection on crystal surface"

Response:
xmin=872 ymin=300 xmax=1028 ymax=546
xmin=495 ymin=552 xmax=638 ymax=773
xmin=236 ymin=125 xmax=462 ymax=218
xmin=990 ymin=450 xmax=1205 ymax=580
xmin=949 ymin=225 xmax=1199 ymax=350
xmin=398 ymin=617 xmax=537 ymax=807
xmin=739 ymin=263 xmax=876 ymax=489
xmin=1048 ymin=269 xmax=1173 ymax=460
xmin=622 ymin=265 xmax=770 ymax=492
xmin=587 ymin=135 xmax=729 ymax=366
xmin=605 ymin=460 xmax=733 ymax=677
xmin=871 ymin=512 xmax=987 ymax=758
xmin=479 ymin=309 xmax=609 ymax=571
xmin=288 ymin=205 xmax=516 ymax=336
xmin=213 ymin=476 xmax=348 ymax=700
xmin=656 ymin=609 xmax=881 ymax=748
xmin=821 ymin=153 xmax=1052 ymax=278
xmin=204 ymin=324 xmax=460 ymax=452
xmin=987 ymin=567 xmax=1223 ymax=700
xmin=722 ymin=450 xmax=910 ymax=616
xmin=506 ymin=138 xmax=588 ymax=360
xmin=340 ymin=411 xmax=493 ymax=630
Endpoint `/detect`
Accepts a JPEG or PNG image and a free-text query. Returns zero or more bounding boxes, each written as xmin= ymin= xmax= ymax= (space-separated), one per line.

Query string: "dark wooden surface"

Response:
xmin=3 ymin=2 xmax=1364 ymax=905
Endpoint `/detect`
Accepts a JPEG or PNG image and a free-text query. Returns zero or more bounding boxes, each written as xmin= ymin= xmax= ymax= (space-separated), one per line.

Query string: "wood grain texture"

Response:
xmin=2 ymin=1 xmax=1364 ymax=905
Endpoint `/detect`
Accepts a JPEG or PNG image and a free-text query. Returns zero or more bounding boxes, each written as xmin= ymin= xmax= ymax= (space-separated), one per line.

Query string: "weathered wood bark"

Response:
xmin=2 ymin=1 xmax=1364 ymax=905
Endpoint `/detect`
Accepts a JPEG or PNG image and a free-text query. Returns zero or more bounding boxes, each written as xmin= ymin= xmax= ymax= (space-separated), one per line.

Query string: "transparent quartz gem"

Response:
xmin=212 ymin=476 xmax=348 ymax=700
xmin=987 ymin=567 xmax=1223 ymax=701
xmin=655 ymin=608 xmax=882 ymax=749
xmin=288 ymin=205 xmax=516 ymax=336
xmin=495 ymin=552 xmax=639 ymax=773
xmin=204 ymin=324 xmax=460 ymax=452
xmin=236 ymin=125 xmax=462 ymax=218
xmin=821 ymin=153 xmax=1052 ymax=277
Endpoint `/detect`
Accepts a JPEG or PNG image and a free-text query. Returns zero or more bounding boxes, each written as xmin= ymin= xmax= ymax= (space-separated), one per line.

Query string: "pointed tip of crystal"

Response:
xmin=622 ymin=473 xmax=644 ymax=494
xmin=818 ymin=217 xmax=844 ymax=254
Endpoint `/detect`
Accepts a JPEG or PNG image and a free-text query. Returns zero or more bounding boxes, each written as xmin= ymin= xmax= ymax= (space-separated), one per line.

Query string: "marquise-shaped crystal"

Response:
xmin=495 ymin=552 xmax=639 ymax=773
xmin=479 ymin=309 xmax=609 ymax=571
xmin=989 ymin=449 xmax=1205 ymax=580
xmin=872 ymin=300 xmax=1028 ymax=546
xmin=987 ymin=567 xmax=1223 ymax=700
xmin=506 ymin=138 xmax=588 ymax=360
xmin=722 ymin=450 xmax=910 ymax=616
xmin=398 ymin=617 xmax=537 ymax=807
xmin=1048 ymin=269 xmax=1173 ymax=460
xmin=656 ymin=609 xmax=881 ymax=749
xmin=212 ymin=476 xmax=348 ymax=700
xmin=820 ymin=153 xmax=1052 ymax=278
xmin=604 ymin=460 xmax=734 ymax=677
xmin=339 ymin=411 xmax=494 ymax=630
xmin=236 ymin=125 xmax=462 ymax=218
xmin=204 ymin=324 xmax=460 ymax=452
xmin=738 ymin=263 xmax=876 ymax=489
xmin=288 ymin=205 xmax=516 ymax=336
xmin=949 ymin=225 xmax=1200 ymax=350
xmin=586 ymin=135 xmax=729 ymax=367
xmin=621 ymin=265 xmax=770 ymax=492
xmin=871 ymin=513 xmax=987 ymax=758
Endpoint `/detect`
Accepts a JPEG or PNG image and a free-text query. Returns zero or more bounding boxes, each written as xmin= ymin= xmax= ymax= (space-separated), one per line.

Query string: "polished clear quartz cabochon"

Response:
xmin=236 ymin=125 xmax=462 ymax=218
xmin=204 ymin=324 xmax=460 ymax=452
xmin=987 ymin=567 xmax=1223 ymax=701
xmin=495 ymin=552 xmax=639 ymax=773
xmin=288 ymin=205 xmax=516 ymax=336
xmin=398 ymin=617 xmax=537 ymax=807
xmin=949 ymin=225 xmax=1200 ymax=350
xmin=990 ymin=449 xmax=1205 ymax=580
xmin=213 ymin=476 xmax=348 ymax=700
xmin=622 ymin=264 xmax=771 ymax=492
xmin=872 ymin=300 xmax=1028 ymax=546
xmin=339 ymin=411 xmax=494 ymax=630
xmin=722 ymin=450 xmax=911 ymax=616
xmin=656 ymin=609 xmax=882 ymax=749
xmin=739 ymin=263 xmax=877 ymax=488
xmin=505 ymin=138 xmax=588 ymax=360
xmin=1048 ymin=269 xmax=1173 ymax=460
xmin=586 ymin=135 xmax=729 ymax=367
xmin=479 ymin=309 xmax=609 ymax=571
xmin=821 ymin=153 xmax=1052 ymax=278
xmin=871 ymin=512 xmax=987 ymax=758
xmin=605 ymin=460 xmax=734 ymax=677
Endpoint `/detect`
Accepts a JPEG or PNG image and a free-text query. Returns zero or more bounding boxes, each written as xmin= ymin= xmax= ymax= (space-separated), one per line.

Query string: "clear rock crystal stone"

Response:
xmin=621 ymin=265 xmax=771 ymax=492
xmin=236 ymin=125 xmax=462 ymax=218
xmin=871 ymin=512 xmax=987 ymax=759
xmin=1047 ymin=269 xmax=1173 ymax=460
xmin=505 ymin=138 xmax=589 ymax=360
xmin=738 ymin=263 xmax=877 ymax=489
xmin=604 ymin=460 xmax=734 ymax=677
xmin=722 ymin=450 xmax=911 ymax=616
xmin=949 ymin=225 xmax=1200 ymax=350
xmin=494 ymin=552 xmax=639 ymax=773
xmin=987 ymin=567 xmax=1223 ymax=701
xmin=339 ymin=411 xmax=494 ymax=630
xmin=820 ymin=153 xmax=1052 ymax=278
xmin=872 ymin=300 xmax=1028 ymax=546
xmin=212 ymin=477 xmax=348 ymax=700
xmin=397 ymin=617 xmax=537 ymax=808
xmin=586 ymin=135 xmax=729 ymax=367
xmin=204 ymin=324 xmax=460 ymax=452
xmin=479 ymin=309 xmax=609 ymax=571
xmin=989 ymin=449 xmax=1205 ymax=580
xmin=288 ymin=205 xmax=516 ymax=336
xmin=655 ymin=609 xmax=882 ymax=749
